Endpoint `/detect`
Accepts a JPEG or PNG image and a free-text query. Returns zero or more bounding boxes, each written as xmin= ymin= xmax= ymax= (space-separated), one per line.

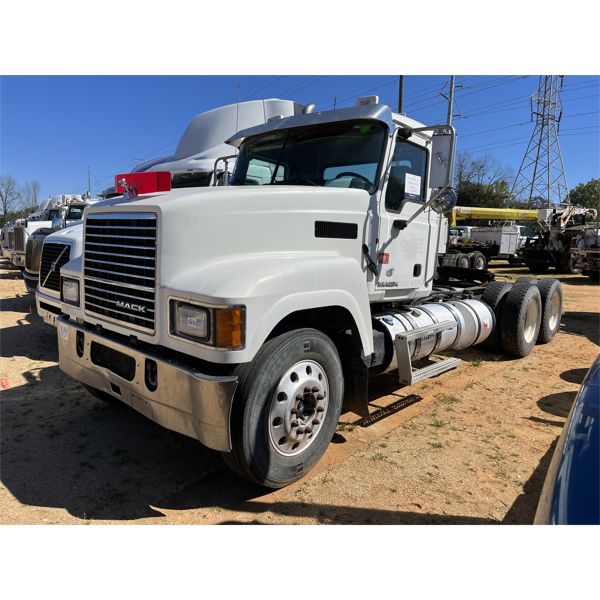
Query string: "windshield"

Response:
xmin=47 ymin=209 xmax=60 ymax=220
xmin=230 ymin=120 xmax=388 ymax=192
xmin=66 ymin=205 xmax=85 ymax=220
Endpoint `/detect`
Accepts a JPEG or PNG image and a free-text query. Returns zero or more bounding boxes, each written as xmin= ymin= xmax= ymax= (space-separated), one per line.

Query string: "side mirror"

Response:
xmin=432 ymin=188 xmax=457 ymax=214
xmin=51 ymin=218 xmax=63 ymax=229
xmin=429 ymin=127 xmax=456 ymax=190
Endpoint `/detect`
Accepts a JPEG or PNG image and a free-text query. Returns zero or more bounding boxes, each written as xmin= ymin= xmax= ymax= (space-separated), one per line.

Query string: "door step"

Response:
xmin=394 ymin=321 xmax=462 ymax=385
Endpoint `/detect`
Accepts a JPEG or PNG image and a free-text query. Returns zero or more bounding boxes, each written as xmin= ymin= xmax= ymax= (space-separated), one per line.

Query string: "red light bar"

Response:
xmin=115 ymin=172 xmax=172 ymax=195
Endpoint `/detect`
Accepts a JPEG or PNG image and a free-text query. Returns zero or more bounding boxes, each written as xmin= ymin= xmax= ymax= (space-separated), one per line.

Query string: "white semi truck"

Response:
xmin=6 ymin=195 xmax=81 ymax=269
xmin=35 ymin=98 xmax=302 ymax=326
xmin=55 ymin=99 xmax=564 ymax=488
xmin=23 ymin=196 xmax=99 ymax=292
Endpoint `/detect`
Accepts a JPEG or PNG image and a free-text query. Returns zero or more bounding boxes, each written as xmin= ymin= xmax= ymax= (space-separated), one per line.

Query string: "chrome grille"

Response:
xmin=14 ymin=227 xmax=26 ymax=252
xmin=84 ymin=213 xmax=157 ymax=333
xmin=39 ymin=243 xmax=71 ymax=291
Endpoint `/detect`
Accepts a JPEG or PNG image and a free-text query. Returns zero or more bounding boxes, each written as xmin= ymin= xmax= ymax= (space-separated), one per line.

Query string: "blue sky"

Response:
xmin=1 ymin=75 xmax=598 ymax=201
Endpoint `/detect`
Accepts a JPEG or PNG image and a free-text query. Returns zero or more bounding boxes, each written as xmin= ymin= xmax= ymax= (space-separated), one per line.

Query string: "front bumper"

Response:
xmin=11 ymin=251 xmax=25 ymax=268
xmin=57 ymin=317 xmax=239 ymax=452
xmin=23 ymin=270 xmax=38 ymax=293
xmin=35 ymin=288 xmax=62 ymax=327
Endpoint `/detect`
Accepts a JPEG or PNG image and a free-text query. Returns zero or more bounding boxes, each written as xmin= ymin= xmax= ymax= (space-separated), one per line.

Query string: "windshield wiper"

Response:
xmin=269 ymin=130 xmax=290 ymax=185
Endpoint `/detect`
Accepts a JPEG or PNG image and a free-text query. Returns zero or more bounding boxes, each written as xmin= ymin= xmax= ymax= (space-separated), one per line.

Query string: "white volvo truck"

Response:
xmin=35 ymin=98 xmax=301 ymax=326
xmin=56 ymin=100 xmax=563 ymax=488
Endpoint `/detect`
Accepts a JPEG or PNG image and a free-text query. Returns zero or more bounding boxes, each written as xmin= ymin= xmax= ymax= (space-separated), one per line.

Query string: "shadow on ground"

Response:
xmin=560 ymin=311 xmax=600 ymax=346
xmin=0 ymin=366 xmax=221 ymax=521
xmin=560 ymin=367 xmax=590 ymax=385
xmin=501 ymin=440 xmax=557 ymax=524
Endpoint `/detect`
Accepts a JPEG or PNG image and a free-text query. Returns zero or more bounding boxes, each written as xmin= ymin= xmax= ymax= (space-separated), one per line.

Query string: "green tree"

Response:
xmin=569 ymin=178 xmax=600 ymax=212
xmin=454 ymin=152 xmax=513 ymax=208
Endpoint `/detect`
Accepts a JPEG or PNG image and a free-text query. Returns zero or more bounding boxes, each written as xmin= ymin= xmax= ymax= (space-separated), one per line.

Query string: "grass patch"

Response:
xmin=465 ymin=380 xmax=476 ymax=390
xmin=372 ymin=452 xmax=385 ymax=461
xmin=471 ymin=359 xmax=483 ymax=367
xmin=431 ymin=417 xmax=446 ymax=428
xmin=430 ymin=441 xmax=444 ymax=449
xmin=439 ymin=394 xmax=461 ymax=405
xmin=379 ymin=442 xmax=388 ymax=449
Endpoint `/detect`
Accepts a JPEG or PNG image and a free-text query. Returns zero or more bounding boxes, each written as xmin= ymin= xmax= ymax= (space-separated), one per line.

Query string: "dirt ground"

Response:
xmin=1 ymin=257 xmax=598 ymax=524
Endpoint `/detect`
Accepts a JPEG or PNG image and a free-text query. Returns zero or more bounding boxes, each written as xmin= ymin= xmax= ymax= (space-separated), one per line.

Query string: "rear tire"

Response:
xmin=559 ymin=254 xmax=582 ymax=275
xmin=457 ymin=254 xmax=470 ymax=269
xmin=500 ymin=282 xmax=542 ymax=357
xmin=223 ymin=328 xmax=344 ymax=488
xmin=469 ymin=251 xmax=487 ymax=270
xmin=525 ymin=261 xmax=549 ymax=274
xmin=536 ymin=278 xmax=562 ymax=344
xmin=480 ymin=281 xmax=513 ymax=353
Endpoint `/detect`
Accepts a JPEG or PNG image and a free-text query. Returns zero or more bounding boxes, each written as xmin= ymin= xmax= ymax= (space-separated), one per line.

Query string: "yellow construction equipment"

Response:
xmin=449 ymin=206 xmax=540 ymax=226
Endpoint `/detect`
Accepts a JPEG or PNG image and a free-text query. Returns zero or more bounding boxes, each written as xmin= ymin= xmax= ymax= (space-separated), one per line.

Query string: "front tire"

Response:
xmin=223 ymin=328 xmax=344 ymax=488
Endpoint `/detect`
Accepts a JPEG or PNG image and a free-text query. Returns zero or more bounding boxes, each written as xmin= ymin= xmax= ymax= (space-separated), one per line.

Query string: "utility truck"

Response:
xmin=519 ymin=206 xmax=598 ymax=274
xmin=35 ymin=98 xmax=301 ymax=326
xmin=56 ymin=99 xmax=563 ymax=488
xmin=571 ymin=222 xmax=600 ymax=280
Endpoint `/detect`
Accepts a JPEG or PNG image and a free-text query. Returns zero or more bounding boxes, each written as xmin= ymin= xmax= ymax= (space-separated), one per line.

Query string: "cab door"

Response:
xmin=375 ymin=134 xmax=436 ymax=296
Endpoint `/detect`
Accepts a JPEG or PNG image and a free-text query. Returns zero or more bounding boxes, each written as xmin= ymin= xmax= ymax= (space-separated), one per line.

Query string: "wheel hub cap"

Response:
xmin=268 ymin=360 xmax=329 ymax=456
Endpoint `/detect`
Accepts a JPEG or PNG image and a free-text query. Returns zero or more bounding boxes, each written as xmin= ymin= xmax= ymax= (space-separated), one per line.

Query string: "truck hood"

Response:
xmin=85 ymin=185 xmax=371 ymax=288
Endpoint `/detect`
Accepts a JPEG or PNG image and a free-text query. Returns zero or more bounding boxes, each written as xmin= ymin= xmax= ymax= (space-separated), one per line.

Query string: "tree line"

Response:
xmin=0 ymin=175 xmax=42 ymax=225
xmin=454 ymin=151 xmax=600 ymax=212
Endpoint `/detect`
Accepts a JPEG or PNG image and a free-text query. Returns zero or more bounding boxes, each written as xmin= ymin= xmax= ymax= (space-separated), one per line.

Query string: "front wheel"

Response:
xmin=223 ymin=328 xmax=344 ymax=488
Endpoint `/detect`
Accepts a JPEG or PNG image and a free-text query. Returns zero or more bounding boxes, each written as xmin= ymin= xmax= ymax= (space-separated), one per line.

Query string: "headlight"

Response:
xmin=61 ymin=277 xmax=80 ymax=306
xmin=170 ymin=300 xmax=245 ymax=349
xmin=173 ymin=302 xmax=210 ymax=341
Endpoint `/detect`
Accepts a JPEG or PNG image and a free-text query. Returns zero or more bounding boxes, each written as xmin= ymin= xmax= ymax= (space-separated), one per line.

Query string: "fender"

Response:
xmin=165 ymin=251 xmax=374 ymax=362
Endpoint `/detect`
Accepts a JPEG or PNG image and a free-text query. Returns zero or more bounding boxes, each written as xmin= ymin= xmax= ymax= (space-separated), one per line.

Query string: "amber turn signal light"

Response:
xmin=215 ymin=307 xmax=245 ymax=349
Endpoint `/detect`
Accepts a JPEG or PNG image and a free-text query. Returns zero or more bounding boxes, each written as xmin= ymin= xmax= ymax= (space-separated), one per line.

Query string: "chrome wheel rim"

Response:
xmin=268 ymin=360 xmax=329 ymax=456
xmin=523 ymin=298 xmax=539 ymax=343
xmin=548 ymin=291 xmax=561 ymax=331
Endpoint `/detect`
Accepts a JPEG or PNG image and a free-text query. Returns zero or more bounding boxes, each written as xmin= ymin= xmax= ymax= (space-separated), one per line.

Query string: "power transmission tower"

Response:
xmin=510 ymin=76 xmax=569 ymax=208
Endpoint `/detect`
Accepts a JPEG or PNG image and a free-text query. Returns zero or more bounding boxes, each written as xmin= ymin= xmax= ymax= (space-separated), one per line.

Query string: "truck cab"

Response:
xmin=56 ymin=99 xmax=561 ymax=488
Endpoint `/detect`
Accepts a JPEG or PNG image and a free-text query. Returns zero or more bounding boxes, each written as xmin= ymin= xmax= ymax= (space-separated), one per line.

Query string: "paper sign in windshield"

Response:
xmin=404 ymin=173 xmax=422 ymax=200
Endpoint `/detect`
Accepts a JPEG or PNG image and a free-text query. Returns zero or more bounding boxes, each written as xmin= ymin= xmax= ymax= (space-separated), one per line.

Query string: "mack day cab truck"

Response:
xmin=55 ymin=99 xmax=564 ymax=489
xmin=35 ymin=98 xmax=302 ymax=326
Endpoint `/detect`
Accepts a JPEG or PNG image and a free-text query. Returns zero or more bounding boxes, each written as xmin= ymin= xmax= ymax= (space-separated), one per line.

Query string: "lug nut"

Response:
xmin=305 ymin=428 xmax=313 ymax=434
xmin=304 ymin=387 xmax=310 ymax=394
xmin=316 ymin=406 xmax=324 ymax=412
xmin=316 ymin=394 xmax=324 ymax=400
xmin=297 ymin=428 xmax=304 ymax=434
xmin=313 ymin=420 xmax=320 ymax=425
xmin=311 ymin=386 xmax=319 ymax=392
xmin=290 ymin=408 xmax=298 ymax=414
xmin=291 ymin=420 xmax=298 ymax=427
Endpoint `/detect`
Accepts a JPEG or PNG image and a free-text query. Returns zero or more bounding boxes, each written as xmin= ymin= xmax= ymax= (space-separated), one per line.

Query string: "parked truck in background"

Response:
xmin=23 ymin=195 xmax=99 ymax=292
xmin=7 ymin=195 xmax=83 ymax=270
xmin=571 ymin=222 xmax=600 ymax=280
xmin=35 ymin=98 xmax=302 ymax=326
xmin=55 ymin=98 xmax=563 ymax=488
xmin=519 ymin=206 xmax=598 ymax=274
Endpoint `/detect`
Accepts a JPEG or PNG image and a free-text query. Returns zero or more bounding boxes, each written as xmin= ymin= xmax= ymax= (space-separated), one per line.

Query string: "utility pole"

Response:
xmin=398 ymin=76 xmax=404 ymax=113
xmin=87 ymin=166 xmax=91 ymax=197
xmin=446 ymin=75 xmax=455 ymax=125
xmin=509 ymin=76 xmax=569 ymax=208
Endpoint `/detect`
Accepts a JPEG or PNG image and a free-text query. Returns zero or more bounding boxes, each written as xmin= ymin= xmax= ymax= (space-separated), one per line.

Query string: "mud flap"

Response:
xmin=336 ymin=332 xmax=370 ymax=418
